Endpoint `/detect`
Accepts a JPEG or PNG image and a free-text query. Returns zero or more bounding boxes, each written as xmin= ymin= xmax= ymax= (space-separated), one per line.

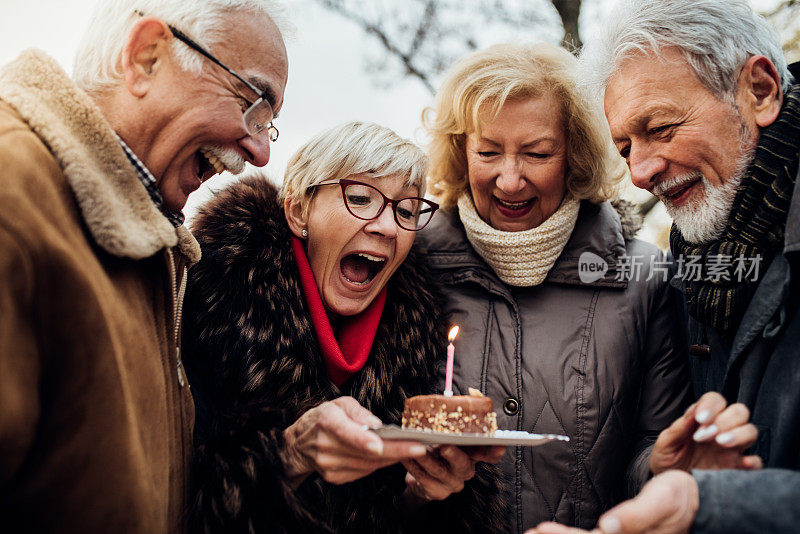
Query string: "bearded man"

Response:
xmin=530 ymin=1 xmax=800 ymax=533
xmin=0 ymin=0 xmax=288 ymax=531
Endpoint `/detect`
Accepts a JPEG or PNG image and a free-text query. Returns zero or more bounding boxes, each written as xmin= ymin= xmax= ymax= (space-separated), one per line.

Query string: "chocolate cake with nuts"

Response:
xmin=401 ymin=388 xmax=498 ymax=435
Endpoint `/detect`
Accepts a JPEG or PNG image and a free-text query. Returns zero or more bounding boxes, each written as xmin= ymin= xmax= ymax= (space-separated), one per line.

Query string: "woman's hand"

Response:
xmin=649 ymin=391 xmax=762 ymax=475
xmin=281 ymin=396 xmax=427 ymax=487
xmin=403 ymin=445 xmax=506 ymax=502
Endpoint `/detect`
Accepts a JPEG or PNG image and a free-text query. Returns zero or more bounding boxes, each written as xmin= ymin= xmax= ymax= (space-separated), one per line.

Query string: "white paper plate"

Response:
xmin=370 ymin=425 xmax=570 ymax=447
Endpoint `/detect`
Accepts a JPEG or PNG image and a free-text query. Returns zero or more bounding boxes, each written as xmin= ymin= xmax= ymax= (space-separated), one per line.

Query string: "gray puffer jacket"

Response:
xmin=418 ymin=200 xmax=691 ymax=533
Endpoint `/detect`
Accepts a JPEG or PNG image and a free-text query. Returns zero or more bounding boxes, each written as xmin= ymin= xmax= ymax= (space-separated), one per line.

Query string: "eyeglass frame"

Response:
xmin=310 ymin=179 xmax=440 ymax=231
xmin=135 ymin=11 xmax=279 ymax=142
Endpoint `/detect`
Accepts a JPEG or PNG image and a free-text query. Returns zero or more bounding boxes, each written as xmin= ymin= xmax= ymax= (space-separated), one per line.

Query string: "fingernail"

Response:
xmin=366 ymin=441 xmax=383 ymax=455
xmin=693 ymin=424 xmax=718 ymax=442
xmin=696 ymin=409 xmax=711 ymax=424
xmin=716 ymin=432 xmax=734 ymax=444
xmin=410 ymin=445 xmax=427 ymax=456
xmin=599 ymin=515 xmax=621 ymax=533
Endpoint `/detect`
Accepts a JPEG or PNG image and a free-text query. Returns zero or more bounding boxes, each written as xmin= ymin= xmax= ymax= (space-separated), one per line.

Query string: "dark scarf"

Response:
xmin=671 ymin=84 xmax=800 ymax=334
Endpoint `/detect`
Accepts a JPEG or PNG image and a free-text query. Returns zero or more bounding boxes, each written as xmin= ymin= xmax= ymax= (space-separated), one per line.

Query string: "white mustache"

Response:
xmin=202 ymin=145 xmax=246 ymax=175
xmin=652 ymin=171 xmax=704 ymax=197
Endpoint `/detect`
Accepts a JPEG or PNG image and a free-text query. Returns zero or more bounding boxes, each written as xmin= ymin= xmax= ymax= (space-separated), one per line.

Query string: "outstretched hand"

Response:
xmin=649 ymin=391 xmax=762 ymax=475
xmin=527 ymin=470 xmax=699 ymax=534
xmin=281 ymin=396 xmax=427 ymax=487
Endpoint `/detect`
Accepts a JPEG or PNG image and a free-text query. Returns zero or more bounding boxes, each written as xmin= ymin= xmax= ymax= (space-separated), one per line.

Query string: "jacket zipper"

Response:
xmin=166 ymin=248 xmax=187 ymax=388
xmin=165 ymin=247 xmax=189 ymax=525
xmin=447 ymin=273 xmax=525 ymax=533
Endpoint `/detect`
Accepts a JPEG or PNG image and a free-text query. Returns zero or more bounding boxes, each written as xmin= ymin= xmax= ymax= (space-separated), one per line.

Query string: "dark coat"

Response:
xmin=686 ymin=64 xmax=800 ymax=534
xmin=418 ymin=200 xmax=691 ymax=533
xmin=182 ymin=176 xmax=507 ymax=534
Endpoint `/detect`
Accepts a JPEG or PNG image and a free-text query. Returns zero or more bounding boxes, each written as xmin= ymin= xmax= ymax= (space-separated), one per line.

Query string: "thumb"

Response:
xmin=658 ymin=403 xmax=698 ymax=446
xmin=598 ymin=499 xmax=658 ymax=534
xmin=323 ymin=402 xmax=385 ymax=455
xmin=599 ymin=472 xmax=694 ymax=534
xmin=334 ymin=396 xmax=382 ymax=427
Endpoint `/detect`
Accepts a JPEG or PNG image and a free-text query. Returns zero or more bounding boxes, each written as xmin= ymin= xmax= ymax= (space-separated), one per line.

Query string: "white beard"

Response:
xmin=658 ymin=121 xmax=757 ymax=245
xmin=658 ymin=170 xmax=742 ymax=244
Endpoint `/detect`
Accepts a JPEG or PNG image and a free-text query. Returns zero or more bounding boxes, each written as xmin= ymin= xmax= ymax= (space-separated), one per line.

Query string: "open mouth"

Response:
xmin=494 ymin=196 xmax=536 ymax=217
xmin=661 ymin=179 xmax=700 ymax=204
xmin=197 ymin=148 xmax=226 ymax=182
xmin=340 ymin=252 xmax=387 ymax=286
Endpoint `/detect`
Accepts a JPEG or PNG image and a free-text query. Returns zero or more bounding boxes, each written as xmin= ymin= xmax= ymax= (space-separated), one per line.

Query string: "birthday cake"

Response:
xmin=402 ymin=388 xmax=497 ymax=435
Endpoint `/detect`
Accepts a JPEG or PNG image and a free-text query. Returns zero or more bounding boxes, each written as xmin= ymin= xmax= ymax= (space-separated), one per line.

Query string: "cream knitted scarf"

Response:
xmin=458 ymin=193 xmax=580 ymax=287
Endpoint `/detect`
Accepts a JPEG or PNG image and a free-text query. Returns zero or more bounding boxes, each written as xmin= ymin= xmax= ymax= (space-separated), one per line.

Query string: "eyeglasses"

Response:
xmin=136 ymin=11 xmax=279 ymax=142
xmin=311 ymin=179 xmax=439 ymax=231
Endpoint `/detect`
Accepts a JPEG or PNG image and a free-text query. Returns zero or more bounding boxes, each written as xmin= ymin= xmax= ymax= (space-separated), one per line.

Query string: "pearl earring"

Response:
xmin=301 ymin=229 xmax=308 ymax=238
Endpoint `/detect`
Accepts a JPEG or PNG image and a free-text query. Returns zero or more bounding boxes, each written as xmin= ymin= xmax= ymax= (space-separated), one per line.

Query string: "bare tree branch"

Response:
xmin=408 ymin=0 xmax=437 ymax=57
xmin=551 ymin=0 xmax=583 ymax=52
xmin=310 ymin=0 xmax=576 ymax=93
xmin=314 ymin=0 xmax=436 ymax=92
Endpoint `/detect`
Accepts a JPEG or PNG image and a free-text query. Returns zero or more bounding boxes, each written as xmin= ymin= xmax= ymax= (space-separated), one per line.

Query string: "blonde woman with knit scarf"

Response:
xmin=418 ymin=43 xmax=691 ymax=533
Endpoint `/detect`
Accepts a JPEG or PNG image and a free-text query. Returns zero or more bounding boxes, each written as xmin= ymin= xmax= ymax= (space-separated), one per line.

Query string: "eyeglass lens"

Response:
xmin=342 ymin=182 xmax=434 ymax=230
xmin=243 ymin=99 xmax=279 ymax=142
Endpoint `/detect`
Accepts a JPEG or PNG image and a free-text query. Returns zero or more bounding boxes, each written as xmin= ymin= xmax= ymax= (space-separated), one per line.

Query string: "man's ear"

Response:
xmin=284 ymin=195 xmax=309 ymax=238
xmin=737 ymin=55 xmax=783 ymax=128
xmin=120 ymin=16 xmax=173 ymax=98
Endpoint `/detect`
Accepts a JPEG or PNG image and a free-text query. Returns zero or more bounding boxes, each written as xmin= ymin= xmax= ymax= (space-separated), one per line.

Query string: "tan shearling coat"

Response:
xmin=0 ymin=50 xmax=200 ymax=533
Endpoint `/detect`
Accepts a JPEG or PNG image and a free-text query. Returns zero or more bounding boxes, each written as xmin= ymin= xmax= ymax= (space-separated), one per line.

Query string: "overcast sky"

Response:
xmin=0 ymin=0 xmax=783 ymax=242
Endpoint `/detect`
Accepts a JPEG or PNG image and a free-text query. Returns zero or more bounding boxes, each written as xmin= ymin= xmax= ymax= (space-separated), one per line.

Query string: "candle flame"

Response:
xmin=448 ymin=325 xmax=460 ymax=342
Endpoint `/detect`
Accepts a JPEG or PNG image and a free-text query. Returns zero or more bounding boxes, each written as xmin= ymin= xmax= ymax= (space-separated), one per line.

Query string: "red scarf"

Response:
xmin=291 ymin=236 xmax=386 ymax=386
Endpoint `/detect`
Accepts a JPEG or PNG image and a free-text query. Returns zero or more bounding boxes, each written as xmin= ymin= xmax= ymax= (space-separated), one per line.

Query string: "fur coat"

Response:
xmin=182 ymin=176 xmax=507 ymax=533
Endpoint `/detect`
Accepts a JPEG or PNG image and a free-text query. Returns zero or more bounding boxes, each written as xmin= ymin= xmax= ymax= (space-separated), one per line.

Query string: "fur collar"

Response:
xmin=0 ymin=49 xmax=199 ymax=262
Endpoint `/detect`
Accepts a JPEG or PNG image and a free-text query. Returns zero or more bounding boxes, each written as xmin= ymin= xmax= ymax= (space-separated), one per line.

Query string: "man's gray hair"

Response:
xmin=581 ymin=0 xmax=792 ymax=99
xmin=73 ymin=0 xmax=291 ymax=95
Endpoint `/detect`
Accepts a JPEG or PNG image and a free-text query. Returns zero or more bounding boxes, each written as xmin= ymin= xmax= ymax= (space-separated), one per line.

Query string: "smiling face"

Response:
xmin=604 ymin=47 xmax=759 ymax=243
xmin=465 ymin=95 xmax=568 ymax=232
xmin=302 ymin=174 xmax=418 ymax=317
xmin=123 ymin=11 xmax=288 ymax=211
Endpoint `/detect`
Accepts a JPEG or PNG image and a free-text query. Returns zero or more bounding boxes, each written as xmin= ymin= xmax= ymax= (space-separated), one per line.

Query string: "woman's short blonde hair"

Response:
xmin=279 ymin=121 xmax=428 ymax=213
xmin=423 ymin=42 xmax=626 ymax=208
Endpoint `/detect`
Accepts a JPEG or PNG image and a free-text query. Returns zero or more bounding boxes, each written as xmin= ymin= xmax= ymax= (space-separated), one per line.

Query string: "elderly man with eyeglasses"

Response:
xmin=0 ymin=0 xmax=288 ymax=531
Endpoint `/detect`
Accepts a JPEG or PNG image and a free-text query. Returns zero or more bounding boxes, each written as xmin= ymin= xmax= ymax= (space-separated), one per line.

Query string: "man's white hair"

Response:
xmin=581 ymin=0 xmax=793 ymax=99
xmin=73 ymin=0 xmax=291 ymax=95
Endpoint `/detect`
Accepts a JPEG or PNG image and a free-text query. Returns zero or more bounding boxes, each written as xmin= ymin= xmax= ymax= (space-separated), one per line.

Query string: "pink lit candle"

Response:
xmin=444 ymin=326 xmax=459 ymax=397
